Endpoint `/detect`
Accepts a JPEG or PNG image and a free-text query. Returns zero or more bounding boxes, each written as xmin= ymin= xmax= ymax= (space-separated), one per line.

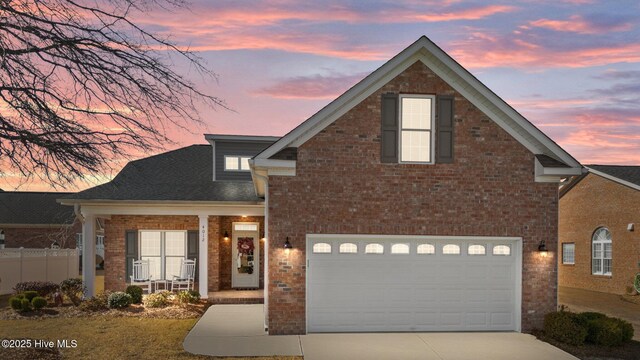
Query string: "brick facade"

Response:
xmin=103 ymin=215 xmax=264 ymax=293
xmin=559 ymin=173 xmax=640 ymax=294
xmin=267 ymin=61 xmax=559 ymax=334
xmin=3 ymin=220 xmax=81 ymax=249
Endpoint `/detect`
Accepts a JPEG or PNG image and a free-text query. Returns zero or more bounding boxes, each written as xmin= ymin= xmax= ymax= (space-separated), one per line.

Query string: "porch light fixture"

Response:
xmin=538 ymin=240 xmax=548 ymax=256
xmin=284 ymin=237 xmax=293 ymax=249
xmin=223 ymin=231 xmax=230 ymax=241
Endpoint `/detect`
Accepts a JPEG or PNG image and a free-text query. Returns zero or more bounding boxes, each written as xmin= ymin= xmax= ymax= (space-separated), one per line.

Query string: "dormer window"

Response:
xmin=225 ymin=155 xmax=251 ymax=171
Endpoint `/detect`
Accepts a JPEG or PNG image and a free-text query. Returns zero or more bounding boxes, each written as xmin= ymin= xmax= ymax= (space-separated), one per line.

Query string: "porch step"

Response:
xmin=208 ymin=289 xmax=264 ymax=305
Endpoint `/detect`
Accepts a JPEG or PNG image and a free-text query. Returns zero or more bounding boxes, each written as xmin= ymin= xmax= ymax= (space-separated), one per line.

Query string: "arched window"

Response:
xmin=592 ymin=227 xmax=612 ymax=275
xmin=339 ymin=243 xmax=358 ymax=254
xmin=391 ymin=243 xmax=410 ymax=254
xmin=468 ymin=244 xmax=486 ymax=255
xmin=417 ymin=243 xmax=435 ymax=255
xmin=442 ymin=244 xmax=460 ymax=255
xmin=312 ymin=243 xmax=331 ymax=254
xmin=493 ymin=245 xmax=511 ymax=256
xmin=365 ymin=243 xmax=384 ymax=254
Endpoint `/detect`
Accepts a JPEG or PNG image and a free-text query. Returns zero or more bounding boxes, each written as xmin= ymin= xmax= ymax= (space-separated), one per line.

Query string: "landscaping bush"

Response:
xmin=19 ymin=298 xmax=31 ymax=312
xmin=544 ymin=311 xmax=588 ymax=346
xmin=107 ymin=292 xmax=132 ymax=309
xmin=587 ymin=317 xmax=634 ymax=346
xmin=79 ymin=292 xmax=111 ymax=312
xmin=176 ymin=290 xmax=200 ymax=305
xmin=60 ymin=278 xmax=85 ymax=306
xmin=23 ymin=291 xmax=39 ymax=302
xmin=31 ymin=296 xmax=47 ymax=310
xmin=143 ymin=292 xmax=169 ymax=308
xmin=125 ymin=285 xmax=143 ymax=304
xmin=9 ymin=296 xmax=24 ymax=311
xmin=13 ymin=281 xmax=59 ymax=297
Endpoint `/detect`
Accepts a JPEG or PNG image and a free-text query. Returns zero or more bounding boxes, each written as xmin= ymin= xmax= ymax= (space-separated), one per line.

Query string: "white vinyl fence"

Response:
xmin=0 ymin=248 xmax=79 ymax=295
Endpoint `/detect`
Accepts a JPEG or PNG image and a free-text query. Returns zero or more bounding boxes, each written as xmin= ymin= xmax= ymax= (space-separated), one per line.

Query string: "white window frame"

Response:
xmin=592 ymin=227 xmax=612 ymax=276
xmin=562 ymin=243 xmax=575 ymax=265
xmin=224 ymin=155 xmax=251 ymax=171
xmin=399 ymin=94 xmax=436 ymax=164
xmin=138 ymin=230 xmax=188 ymax=280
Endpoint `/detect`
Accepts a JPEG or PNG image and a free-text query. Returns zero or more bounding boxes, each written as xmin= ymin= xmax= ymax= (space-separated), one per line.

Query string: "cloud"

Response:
xmin=529 ymin=15 xmax=634 ymax=34
xmin=253 ymin=72 xmax=368 ymax=99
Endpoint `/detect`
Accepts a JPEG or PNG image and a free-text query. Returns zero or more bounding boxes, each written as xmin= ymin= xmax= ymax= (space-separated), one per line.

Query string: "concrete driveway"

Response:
xmin=184 ymin=305 xmax=577 ymax=359
xmin=559 ymin=286 xmax=640 ymax=341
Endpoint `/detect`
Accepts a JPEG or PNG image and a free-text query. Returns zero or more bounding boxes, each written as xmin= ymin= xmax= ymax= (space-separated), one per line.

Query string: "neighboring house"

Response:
xmin=0 ymin=191 xmax=80 ymax=249
xmin=60 ymin=36 xmax=582 ymax=335
xmin=559 ymin=165 xmax=640 ymax=295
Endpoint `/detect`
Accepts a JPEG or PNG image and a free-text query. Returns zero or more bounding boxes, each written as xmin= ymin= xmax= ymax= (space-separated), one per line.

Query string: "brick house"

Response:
xmin=61 ymin=37 xmax=582 ymax=335
xmin=559 ymin=165 xmax=640 ymax=295
xmin=0 ymin=191 xmax=80 ymax=249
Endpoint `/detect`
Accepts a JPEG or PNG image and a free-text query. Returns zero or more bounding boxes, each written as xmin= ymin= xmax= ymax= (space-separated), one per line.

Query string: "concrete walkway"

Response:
xmin=184 ymin=304 xmax=578 ymax=359
xmin=559 ymin=286 xmax=640 ymax=341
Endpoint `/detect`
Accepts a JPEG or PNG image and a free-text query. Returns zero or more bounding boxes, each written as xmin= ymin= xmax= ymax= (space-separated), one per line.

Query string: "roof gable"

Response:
xmin=586 ymin=165 xmax=640 ymax=191
xmin=256 ymin=36 xmax=579 ymax=169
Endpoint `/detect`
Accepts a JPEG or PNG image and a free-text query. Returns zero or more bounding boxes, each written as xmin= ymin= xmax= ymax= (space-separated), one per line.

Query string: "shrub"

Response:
xmin=634 ymin=273 xmax=640 ymax=294
xmin=176 ymin=290 xmax=200 ymax=305
xmin=23 ymin=291 xmax=39 ymax=302
xmin=107 ymin=292 xmax=132 ymax=309
xmin=31 ymin=297 xmax=47 ymax=310
xmin=588 ymin=317 xmax=634 ymax=346
xmin=60 ymin=278 xmax=85 ymax=306
xmin=9 ymin=296 xmax=23 ymax=311
xmin=544 ymin=311 xmax=587 ymax=346
xmin=19 ymin=298 xmax=31 ymax=312
xmin=125 ymin=285 xmax=143 ymax=304
xmin=79 ymin=292 xmax=110 ymax=312
xmin=13 ymin=281 xmax=59 ymax=297
xmin=143 ymin=292 xmax=169 ymax=308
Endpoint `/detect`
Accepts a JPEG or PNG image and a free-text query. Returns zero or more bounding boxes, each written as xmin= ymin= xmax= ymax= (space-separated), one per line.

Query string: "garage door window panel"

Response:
xmin=391 ymin=243 xmax=410 ymax=254
xmin=492 ymin=245 xmax=511 ymax=256
xmin=468 ymin=244 xmax=486 ymax=255
xmin=417 ymin=243 xmax=435 ymax=255
xmin=339 ymin=243 xmax=358 ymax=254
xmin=365 ymin=243 xmax=384 ymax=254
xmin=313 ymin=243 xmax=332 ymax=254
xmin=443 ymin=244 xmax=460 ymax=255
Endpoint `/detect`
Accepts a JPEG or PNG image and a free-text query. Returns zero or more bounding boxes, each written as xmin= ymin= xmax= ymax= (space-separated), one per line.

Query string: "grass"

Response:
xmin=0 ymin=316 xmax=301 ymax=360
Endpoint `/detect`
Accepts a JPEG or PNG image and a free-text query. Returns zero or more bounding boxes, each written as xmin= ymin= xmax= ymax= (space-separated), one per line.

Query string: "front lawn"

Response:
xmin=0 ymin=316 xmax=301 ymax=360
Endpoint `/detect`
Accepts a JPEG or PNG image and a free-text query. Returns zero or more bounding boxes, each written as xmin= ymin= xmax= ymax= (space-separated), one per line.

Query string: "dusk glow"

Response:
xmin=5 ymin=0 xmax=640 ymax=191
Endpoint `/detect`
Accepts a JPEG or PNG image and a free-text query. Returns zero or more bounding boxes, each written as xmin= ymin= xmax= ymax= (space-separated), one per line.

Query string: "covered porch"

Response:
xmin=73 ymin=202 xmax=267 ymax=300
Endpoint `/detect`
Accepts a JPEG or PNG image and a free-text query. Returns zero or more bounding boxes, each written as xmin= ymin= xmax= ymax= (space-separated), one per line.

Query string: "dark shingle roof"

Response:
xmin=587 ymin=165 xmax=640 ymax=188
xmin=0 ymin=192 xmax=76 ymax=225
xmin=64 ymin=145 xmax=261 ymax=202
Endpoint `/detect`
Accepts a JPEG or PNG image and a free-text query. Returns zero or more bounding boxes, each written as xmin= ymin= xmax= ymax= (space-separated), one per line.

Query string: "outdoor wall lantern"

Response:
xmin=538 ymin=240 xmax=548 ymax=256
xmin=284 ymin=237 xmax=293 ymax=249
xmin=223 ymin=231 xmax=230 ymax=241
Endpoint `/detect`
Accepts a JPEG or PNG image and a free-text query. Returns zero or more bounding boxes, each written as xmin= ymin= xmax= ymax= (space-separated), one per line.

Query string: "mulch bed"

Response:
xmin=532 ymin=330 xmax=640 ymax=360
xmin=0 ymin=301 xmax=210 ymax=321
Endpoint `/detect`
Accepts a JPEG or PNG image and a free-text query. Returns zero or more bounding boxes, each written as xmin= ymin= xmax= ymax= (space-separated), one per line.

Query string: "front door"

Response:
xmin=231 ymin=222 xmax=260 ymax=288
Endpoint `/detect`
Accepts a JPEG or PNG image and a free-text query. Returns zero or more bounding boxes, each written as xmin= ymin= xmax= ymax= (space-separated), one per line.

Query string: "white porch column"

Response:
xmin=82 ymin=214 xmax=96 ymax=298
xmin=263 ymin=181 xmax=269 ymax=330
xmin=198 ymin=215 xmax=209 ymax=298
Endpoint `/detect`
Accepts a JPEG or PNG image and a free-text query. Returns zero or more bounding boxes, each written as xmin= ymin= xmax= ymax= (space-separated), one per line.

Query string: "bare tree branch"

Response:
xmin=0 ymin=0 xmax=225 ymax=187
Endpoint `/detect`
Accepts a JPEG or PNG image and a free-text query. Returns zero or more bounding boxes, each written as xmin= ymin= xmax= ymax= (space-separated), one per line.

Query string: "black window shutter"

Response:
xmin=381 ymin=93 xmax=399 ymax=163
xmin=436 ymin=95 xmax=455 ymax=163
xmin=187 ymin=230 xmax=199 ymax=282
xmin=125 ymin=230 xmax=138 ymax=283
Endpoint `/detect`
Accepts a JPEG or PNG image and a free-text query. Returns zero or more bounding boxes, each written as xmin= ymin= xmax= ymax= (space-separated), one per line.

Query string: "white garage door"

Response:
xmin=306 ymin=235 xmax=522 ymax=333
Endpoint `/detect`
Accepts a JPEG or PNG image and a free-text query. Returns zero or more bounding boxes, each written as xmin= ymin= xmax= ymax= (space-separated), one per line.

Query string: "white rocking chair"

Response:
xmin=171 ymin=259 xmax=196 ymax=292
xmin=130 ymin=259 xmax=152 ymax=294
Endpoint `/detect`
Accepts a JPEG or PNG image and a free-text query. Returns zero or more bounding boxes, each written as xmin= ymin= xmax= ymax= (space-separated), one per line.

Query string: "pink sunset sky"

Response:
xmin=4 ymin=0 xmax=640 ymax=191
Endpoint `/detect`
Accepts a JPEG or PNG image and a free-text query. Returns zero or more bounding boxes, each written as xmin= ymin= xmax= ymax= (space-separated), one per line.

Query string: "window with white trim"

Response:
xmin=417 ymin=243 xmax=435 ymax=255
xmin=592 ymin=227 xmax=612 ymax=275
xmin=442 ymin=244 xmax=460 ymax=255
xmin=562 ymin=243 xmax=575 ymax=265
xmin=313 ymin=243 xmax=331 ymax=254
xmin=492 ymin=245 xmax=511 ymax=256
xmin=468 ymin=244 xmax=486 ymax=255
xmin=224 ymin=155 xmax=251 ymax=171
xmin=139 ymin=230 xmax=187 ymax=280
xmin=391 ymin=243 xmax=410 ymax=254
xmin=234 ymin=223 xmax=258 ymax=231
xmin=339 ymin=243 xmax=358 ymax=254
xmin=400 ymin=95 xmax=435 ymax=163
xmin=365 ymin=243 xmax=384 ymax=254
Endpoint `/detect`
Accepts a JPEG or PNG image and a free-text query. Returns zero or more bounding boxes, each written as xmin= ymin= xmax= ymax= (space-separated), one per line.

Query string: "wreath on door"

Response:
xmin=237 ymin=237 xmax=254 ymax=254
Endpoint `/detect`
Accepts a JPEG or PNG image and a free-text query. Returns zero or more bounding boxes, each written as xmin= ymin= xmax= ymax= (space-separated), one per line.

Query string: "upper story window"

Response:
xmin=592 ymin=227 xmax=612 ymax=276
xmin=225 ymin=155 xmax=251 ymax=171
xmin=399 ymin=95 xmax=435 ymax=163
xmin=562 ymin=243 xmax=575 ymax=265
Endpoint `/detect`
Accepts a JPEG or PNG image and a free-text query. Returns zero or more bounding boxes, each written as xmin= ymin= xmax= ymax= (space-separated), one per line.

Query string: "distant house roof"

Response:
xmin=62 ymin=145 xmax=262 ymax=203
xmin=0 ymin=192 xmax=76 ymax=226
xmin=560 ymin=164 xmax=640 ymax=197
